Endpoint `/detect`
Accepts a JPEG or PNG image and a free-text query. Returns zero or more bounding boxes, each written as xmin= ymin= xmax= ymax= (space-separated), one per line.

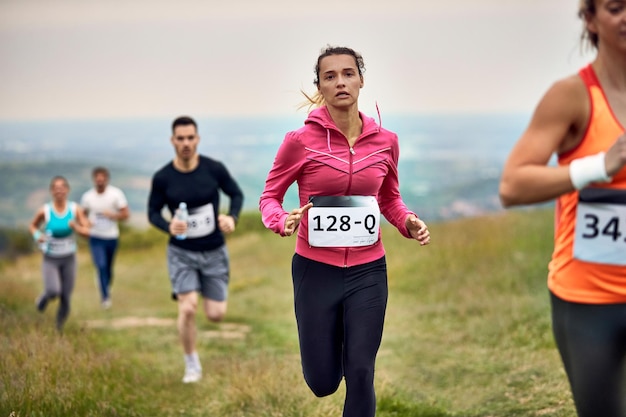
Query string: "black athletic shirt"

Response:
xmin=148 ymin=155 xmax=244 ymax=252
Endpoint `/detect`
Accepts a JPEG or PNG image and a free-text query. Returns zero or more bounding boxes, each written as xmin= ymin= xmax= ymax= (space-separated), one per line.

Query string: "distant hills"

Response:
xmin=0 ymin=160 xmax=507 ymax=228
xmin=0 ymin=113 xmax=534 ymax=228
xmin=0 ymin=161 xmax=149 ymax=227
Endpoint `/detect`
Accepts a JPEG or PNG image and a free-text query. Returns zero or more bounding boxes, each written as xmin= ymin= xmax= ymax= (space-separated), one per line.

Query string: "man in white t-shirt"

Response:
xmin=81 ymin=166 xmax=130 ymax=309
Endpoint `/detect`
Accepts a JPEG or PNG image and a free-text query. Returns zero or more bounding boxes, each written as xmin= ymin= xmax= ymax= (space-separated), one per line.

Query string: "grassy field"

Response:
xmin=0 ymin=209 xmax=577 ymax=417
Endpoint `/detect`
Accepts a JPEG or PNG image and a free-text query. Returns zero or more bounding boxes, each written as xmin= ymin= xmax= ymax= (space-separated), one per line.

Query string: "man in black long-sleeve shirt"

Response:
xmin=148 ymin=115 xmax=244 ymax=383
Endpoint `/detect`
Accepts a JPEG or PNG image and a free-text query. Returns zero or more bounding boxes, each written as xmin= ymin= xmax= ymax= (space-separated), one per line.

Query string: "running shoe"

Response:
xmin=35 ymin=295 xmax=47 ymax=312
xmin=182 ymin=367 xmax=202 ymax=384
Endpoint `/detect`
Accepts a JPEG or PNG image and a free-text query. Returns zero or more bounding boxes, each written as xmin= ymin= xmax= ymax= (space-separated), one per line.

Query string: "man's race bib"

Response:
xmin=308 ymin=196 xmax=380 ymax=247
xmin=185 ymin=203 xmax=216 ymax=239
xmin=573 ymin=188 xmax=626 ymax=266
xmin=93 ymin=212 xmax=115 ymax=232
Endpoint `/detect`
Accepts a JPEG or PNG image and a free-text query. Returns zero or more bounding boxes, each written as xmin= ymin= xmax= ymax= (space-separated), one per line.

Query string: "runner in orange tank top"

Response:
xmin=499 ymin=1 xmax=626 ymax=416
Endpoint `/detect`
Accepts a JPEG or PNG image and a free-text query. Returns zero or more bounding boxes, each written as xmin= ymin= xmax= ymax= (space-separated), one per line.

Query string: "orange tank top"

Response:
xmin=548 ymin=64 xmax=626 ymax=303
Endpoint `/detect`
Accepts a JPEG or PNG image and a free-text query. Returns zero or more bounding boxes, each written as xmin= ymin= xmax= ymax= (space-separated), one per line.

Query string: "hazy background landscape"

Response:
xmin=0 ymin=0 xmax=591 ymax=230
xmin=0 ymin=112 xmax=534 ymax=229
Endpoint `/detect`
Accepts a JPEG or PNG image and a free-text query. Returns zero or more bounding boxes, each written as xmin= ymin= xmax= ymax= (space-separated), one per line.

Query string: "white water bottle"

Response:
xmin=175 ymin=202 xmax=188 ymax=240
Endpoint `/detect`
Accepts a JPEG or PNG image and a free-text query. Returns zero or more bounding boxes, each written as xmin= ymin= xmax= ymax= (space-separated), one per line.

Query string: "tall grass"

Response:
xmin=0 ymin=209 xmax=576 ymax=416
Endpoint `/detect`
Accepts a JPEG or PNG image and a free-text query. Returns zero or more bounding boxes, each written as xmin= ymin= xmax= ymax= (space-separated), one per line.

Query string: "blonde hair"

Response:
xmin=578 ymin=0 xmax=598 ymax=49
xmin=298 ymin=45 xmax=365 ymax=112
xmin=298 ymin=90 xmax=325 ymax=112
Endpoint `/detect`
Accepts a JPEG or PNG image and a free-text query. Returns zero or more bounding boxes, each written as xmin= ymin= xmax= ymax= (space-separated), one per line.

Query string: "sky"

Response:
xmin=0 ymin=0 xmax=596 ymax=121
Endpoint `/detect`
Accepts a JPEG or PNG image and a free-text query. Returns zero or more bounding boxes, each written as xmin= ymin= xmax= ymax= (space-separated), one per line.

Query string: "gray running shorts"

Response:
xmin=166 ymin=244 xmax=229 ymax=301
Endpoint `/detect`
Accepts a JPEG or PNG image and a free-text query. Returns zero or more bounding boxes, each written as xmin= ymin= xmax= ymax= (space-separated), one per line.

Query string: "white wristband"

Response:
xmin=569 ymin=152 xmax=611 ymax=190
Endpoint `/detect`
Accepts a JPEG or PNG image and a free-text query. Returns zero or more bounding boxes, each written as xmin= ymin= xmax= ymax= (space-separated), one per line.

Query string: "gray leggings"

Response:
xmin=40 ymin=254 xmax=76 ymax=330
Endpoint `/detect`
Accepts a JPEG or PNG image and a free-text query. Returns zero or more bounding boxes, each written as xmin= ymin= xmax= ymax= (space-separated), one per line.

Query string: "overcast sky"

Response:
xmin=0 ymin=0 xmax=596 ymax=121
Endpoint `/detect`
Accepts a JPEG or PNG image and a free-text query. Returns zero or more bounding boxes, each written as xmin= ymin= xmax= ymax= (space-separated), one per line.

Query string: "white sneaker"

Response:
xmin=182 ymin=367 xmax=202 ymax=384
xmin=102 ymin=299 xmax=112 ymax=310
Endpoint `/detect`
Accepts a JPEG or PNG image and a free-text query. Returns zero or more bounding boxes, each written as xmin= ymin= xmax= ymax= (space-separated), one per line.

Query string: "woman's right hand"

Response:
xmin=605 ymin=132 xmax=626 ymax=177
xmin=284 ymin=202 xmax=313 ymax=236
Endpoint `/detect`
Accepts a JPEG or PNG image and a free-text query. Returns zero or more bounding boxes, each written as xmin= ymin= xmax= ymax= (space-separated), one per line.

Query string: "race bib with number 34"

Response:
xmin=573 ymin=188 xmax=626 ymax=266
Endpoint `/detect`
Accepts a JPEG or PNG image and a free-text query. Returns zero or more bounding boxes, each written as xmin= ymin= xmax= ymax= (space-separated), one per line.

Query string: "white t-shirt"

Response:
xmin=80 ymin=185 xmax=128 ymax=239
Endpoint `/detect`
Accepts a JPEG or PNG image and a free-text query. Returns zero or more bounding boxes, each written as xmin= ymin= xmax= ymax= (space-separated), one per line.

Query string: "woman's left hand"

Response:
xmin=406 ymin=215 xmax=430 ymax=246
xmin=69 ymin=220 xmax=91 ymax=238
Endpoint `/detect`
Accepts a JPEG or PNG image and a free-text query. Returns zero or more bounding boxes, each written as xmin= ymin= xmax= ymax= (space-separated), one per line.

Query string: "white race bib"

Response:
xmin=573 ymin=188 xmax=626 ymax=266
xmin=185 ymin=203 xmax=216 ymax=239
xmin=93 ymin=212 xmax=115 ymax=232
xmin=47 ymin=236 xmax=76 ymax=257
xmin=308 ymin=196 xmax=380 ymax=247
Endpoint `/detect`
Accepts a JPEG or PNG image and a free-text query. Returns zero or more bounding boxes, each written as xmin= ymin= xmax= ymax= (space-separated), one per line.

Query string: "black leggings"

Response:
xmin=551 ymin=292 xmax=626 ymax=417
xmin=292 ymin=254 xmax=388 ymax=417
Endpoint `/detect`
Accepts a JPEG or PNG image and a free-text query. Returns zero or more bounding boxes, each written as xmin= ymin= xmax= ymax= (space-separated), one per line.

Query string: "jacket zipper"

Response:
xmin=343 ymin=144 xmax=355 ymax=267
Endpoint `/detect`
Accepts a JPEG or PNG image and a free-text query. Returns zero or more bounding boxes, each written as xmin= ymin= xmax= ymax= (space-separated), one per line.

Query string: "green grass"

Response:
xmin=0 ymin=209 xmax=576 ymax=416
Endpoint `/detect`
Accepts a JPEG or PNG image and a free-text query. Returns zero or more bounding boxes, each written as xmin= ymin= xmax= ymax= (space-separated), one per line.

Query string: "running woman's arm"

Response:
xmin=259 ymin=131 xmax=306 ymax=236
xmin=604 ymin=132 xmax=626 ymax=177
xmin=377 ymin=134 xmax=417 ymax=239
xmin=28 ymin=207 xmax=45 ymax=242
xmin=70 ymin=205 xmax=91 ymax=237
xmin=499 ymin=76 xmax=588 ymax=207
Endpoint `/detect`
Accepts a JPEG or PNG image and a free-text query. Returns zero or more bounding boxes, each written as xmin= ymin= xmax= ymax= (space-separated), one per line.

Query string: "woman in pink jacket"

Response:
xmin=259 ymin=45 xmax=430 ymax=417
